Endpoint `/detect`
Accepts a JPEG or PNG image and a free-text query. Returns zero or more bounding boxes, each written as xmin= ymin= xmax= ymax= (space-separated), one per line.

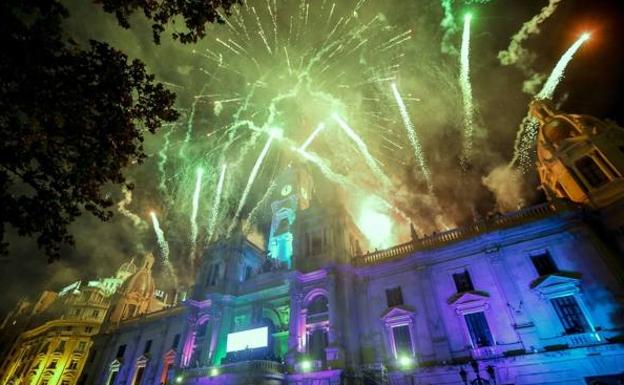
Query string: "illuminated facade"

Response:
xmin=0 ymin=260 xmax=138 ymax=385
xmin=6 ymin=107 xmax=624 ymax=385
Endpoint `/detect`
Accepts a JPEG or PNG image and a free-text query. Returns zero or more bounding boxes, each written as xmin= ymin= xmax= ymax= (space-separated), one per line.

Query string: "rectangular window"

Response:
xmin=210 ymin=264 xmax=220 ymax=286
xmin=464 ymin=312 xmax=493 ymax=348
xmin=143 ymin=340 xmax=152 ymax=354
xmin=76 ymin=341 xmax=87 ymax=352
xmin=68 ymin=360 xmax=79 ymax=370
xmin=392 ymin=325 xmax=413 ymax=356
xmin=575 ymin=156 xmax=609 ymax=188
xmin=116 ymin=344 xmax=126 ymax=359
xmin=85 ymin=327 xmax=93 ymax=334
xmin=531 ymin=252 xmax=558 ymax=276
xmin=551 ymin=295 xmax=590 ymax=334
xmin=453 ymin=270 xmax=474 ymax=293
xmin=92 ymin=310 xmax=100 ymax=318
xmin=205 ymin=264 xmax=214 ymax=287
xmin=385 ymin=287 xmax=404 ymax=307
xmin=55 ymin=341 xmax=66 ymax=353
xmin=307 ymin=329 xmax=328 ymax=361
xmin=108 ymin=370 xmax=119 ymax=385
xmin=48 ymin=359 xmax=58 ymax=369
xmin=62 ymin=380 xmax=70 ymax=385
xmin=133 ymin=366 xmax=145 ymax=385
xmin=172 ymin=334 xmax=181 ymax=350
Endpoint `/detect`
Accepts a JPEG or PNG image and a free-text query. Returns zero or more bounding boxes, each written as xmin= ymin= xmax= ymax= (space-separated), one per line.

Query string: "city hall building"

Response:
xmin=2 ymin=102 xmax=624 ymax=385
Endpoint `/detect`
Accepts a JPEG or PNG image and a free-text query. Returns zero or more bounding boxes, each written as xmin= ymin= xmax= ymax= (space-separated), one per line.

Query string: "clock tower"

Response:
xmin=267 ymin=164 xmax=314 ymax=268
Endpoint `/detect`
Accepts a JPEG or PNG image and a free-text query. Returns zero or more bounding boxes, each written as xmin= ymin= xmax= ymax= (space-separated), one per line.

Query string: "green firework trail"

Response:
xmin=189 ymin=167 xmax=204 ymax=263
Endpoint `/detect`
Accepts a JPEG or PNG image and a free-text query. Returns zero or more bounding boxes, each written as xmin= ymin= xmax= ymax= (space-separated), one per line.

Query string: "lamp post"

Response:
xmin=458 ymin=360 xmax=496 ymax=385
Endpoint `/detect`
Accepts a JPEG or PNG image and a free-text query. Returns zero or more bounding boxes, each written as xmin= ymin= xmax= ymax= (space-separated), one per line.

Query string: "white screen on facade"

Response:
xmin=226 ymin=327 xmax=268 ymax=352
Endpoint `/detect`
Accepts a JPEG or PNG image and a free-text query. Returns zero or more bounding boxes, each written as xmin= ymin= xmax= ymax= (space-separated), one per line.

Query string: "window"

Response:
xmin=48 ymin=359 xmax=58 ymax=369
xmin=143 ymin=340 xmax=152 ymax=354
xmin=245 ymin=266 xmax=253 ymax=281
xmin=76 ymin=341 xmax=87 ymax=352
xmin=551 ymin=295 xmax=590 ymax=334
xmin=68 ymin=360 xmax=79 ymax=370
xmin=307 ymin=296 xmax=329 ymax=315
xmin=92 ymin=310 xmax=100 ymax=318
xmin=55 ymin=341 xmax=66 ymax=353
xmin=307 ymin=328 xmax=328 ymax=361
xmin=464 ymin=312 xmax=493 ymax=348
xmin=195 ymin=322 xmax=207 ymax=338
xmin=42 ymin=381 xmax=49 ymax=385
xmin=172 ymin=334 xmax=181 ymax=350
xmin=85 ymin=327 xmax=93 ymax=334
xmin=392 ymin=325 xmax=413 ymax=356
xmin=108 ymin=369 xmax=119 ymax=385
xmin=116 ymin=344 xmax=126 ymax=359
xmin=453 ymin=270 xmax=474 ymax=293
xmin=385 ymin=287 xmax=404 ymax=307
xmin=133 ymin=366 xmax=145 ymax=385
xmin=575 ymin=156 xmax=609 ymax=188
xmin=61 ymin=380 xmax=70 ymax=385
xmin=206 ymin=264 xmax=221 ymax=287
xmin=531 ymin=252 xmax=558 ymax=276
xmin=74 ymin=308 xmax=81 ymax=316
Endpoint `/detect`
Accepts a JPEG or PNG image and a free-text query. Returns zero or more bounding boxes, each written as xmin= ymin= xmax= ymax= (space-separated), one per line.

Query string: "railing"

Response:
xmin=354 ymin=203 xmax=564 ymax=266
xmin=566 ymin=332 xmax=602 ymax=348
xmin=183 ymin=360 xmax=285 ymax=377
xmin=471 ymin=346 xmax=502 ymax=360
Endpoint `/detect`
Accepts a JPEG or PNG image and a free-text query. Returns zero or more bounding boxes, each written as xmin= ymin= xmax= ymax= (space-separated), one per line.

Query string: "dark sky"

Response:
xmin=1 ymin=0 xmax=623 ymax=316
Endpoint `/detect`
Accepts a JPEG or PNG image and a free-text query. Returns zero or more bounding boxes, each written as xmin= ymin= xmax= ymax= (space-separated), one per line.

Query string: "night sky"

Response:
xmin=1 ymin=0 xmax=623 ymax=315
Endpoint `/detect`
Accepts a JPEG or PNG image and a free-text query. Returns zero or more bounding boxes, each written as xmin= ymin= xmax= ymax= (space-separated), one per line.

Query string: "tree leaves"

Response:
xmin=0 ymin=0 xmax=180 ymax=261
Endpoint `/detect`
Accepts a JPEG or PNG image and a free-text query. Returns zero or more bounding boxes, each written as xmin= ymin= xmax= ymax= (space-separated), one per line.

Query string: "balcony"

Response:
xmin=182 ymin=360 xmax=286 ymax=383
xmin=470 ymin=346 xmax=502 ymax=360
xmin=353 ymin=203 xmax=563 ymax=266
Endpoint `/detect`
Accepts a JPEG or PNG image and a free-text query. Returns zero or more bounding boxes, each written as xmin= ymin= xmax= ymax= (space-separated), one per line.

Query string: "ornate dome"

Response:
xmin=120 ymin=253 xmax=156 ymax=299
xmin=116 ymin=258 xmax=138 ymax=280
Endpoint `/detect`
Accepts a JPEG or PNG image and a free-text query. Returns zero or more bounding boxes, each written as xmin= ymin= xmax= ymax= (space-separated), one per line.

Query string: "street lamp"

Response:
xmin=458 ymin=360 xmax=495 ymax=385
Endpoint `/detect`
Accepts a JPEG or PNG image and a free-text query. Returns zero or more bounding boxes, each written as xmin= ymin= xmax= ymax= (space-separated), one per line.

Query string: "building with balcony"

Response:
xmin=45 ymin=105 xmax=624 ymax=384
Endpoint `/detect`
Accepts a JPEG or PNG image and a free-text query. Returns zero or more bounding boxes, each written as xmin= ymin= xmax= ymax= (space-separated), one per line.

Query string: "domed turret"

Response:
xmin=534 ymin=100 xmax=624 ymax=209
xmin=116 ymin=258 xmax=137 ymax=281
xmin=108 ymin=253 xmax=158 ymax=323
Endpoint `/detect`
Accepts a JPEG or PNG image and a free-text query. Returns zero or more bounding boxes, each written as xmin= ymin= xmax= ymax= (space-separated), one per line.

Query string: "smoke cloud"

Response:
xmin=498 ymin=0 xmax=564 ymax=94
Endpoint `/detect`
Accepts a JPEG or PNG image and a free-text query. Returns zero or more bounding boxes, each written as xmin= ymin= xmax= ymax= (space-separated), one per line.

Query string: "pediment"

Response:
xmin=530 ymin=272 xmax=581 ymax=290
xmin=530 ymin=272 xmax=581 ymax=298
xmin=380 ymin=305 xmax=415 ymax=322
xmin=447 ymin=290 xmax=490 ymax=306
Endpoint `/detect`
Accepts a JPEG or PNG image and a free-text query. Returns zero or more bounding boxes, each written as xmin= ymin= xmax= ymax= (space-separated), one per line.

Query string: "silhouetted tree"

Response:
xmin=0 ymin=0 xmax=180 ymax=260
xmin=97 ymin=0 xmax=242 ymax=43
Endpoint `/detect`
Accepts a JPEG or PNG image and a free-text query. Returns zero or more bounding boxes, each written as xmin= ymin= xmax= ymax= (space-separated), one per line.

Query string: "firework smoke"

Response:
xmin=440 ymin=0 xmax=459 ymax=55
xmin=498 ymin=0 xmax=564 ymax=94
xmin=117 ymin=185 xmax=148 ymax=230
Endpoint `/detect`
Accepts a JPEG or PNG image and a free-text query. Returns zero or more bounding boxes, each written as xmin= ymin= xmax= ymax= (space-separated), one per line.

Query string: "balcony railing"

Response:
xmin=353 ymin=203 xmax=565 ymax=266
xmin=183 ymin=360 xmax=285 ymax=378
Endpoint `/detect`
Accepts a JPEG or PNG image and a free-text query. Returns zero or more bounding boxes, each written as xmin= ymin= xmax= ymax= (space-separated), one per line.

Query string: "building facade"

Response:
xmin=5 ymin=104 xmax=624 ymax=385
xmin=82 ymin=105 xmax=624 ymax=385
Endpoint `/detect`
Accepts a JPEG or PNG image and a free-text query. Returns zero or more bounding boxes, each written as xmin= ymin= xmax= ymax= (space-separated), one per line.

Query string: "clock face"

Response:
xmin=281 ymin=184 xmax=292 ymax=196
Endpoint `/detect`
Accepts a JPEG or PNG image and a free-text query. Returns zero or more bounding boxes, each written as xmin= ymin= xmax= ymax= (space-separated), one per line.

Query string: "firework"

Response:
xmin=189 ymin=167 xmax=204 ymax=262
xmin=390 ymin=82 xmax=432 ymax=192
xmin=511 ymin=33 xmax=590 ymax=171
xmin=459 ymin=13 xmax=476 ymax=164
xmin=207 ymin=163 xmax=227 ymax=242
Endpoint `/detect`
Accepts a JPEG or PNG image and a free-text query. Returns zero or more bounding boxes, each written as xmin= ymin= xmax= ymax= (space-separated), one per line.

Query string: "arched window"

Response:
xmin=303 ymin=293 xmax=330 ymax=364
